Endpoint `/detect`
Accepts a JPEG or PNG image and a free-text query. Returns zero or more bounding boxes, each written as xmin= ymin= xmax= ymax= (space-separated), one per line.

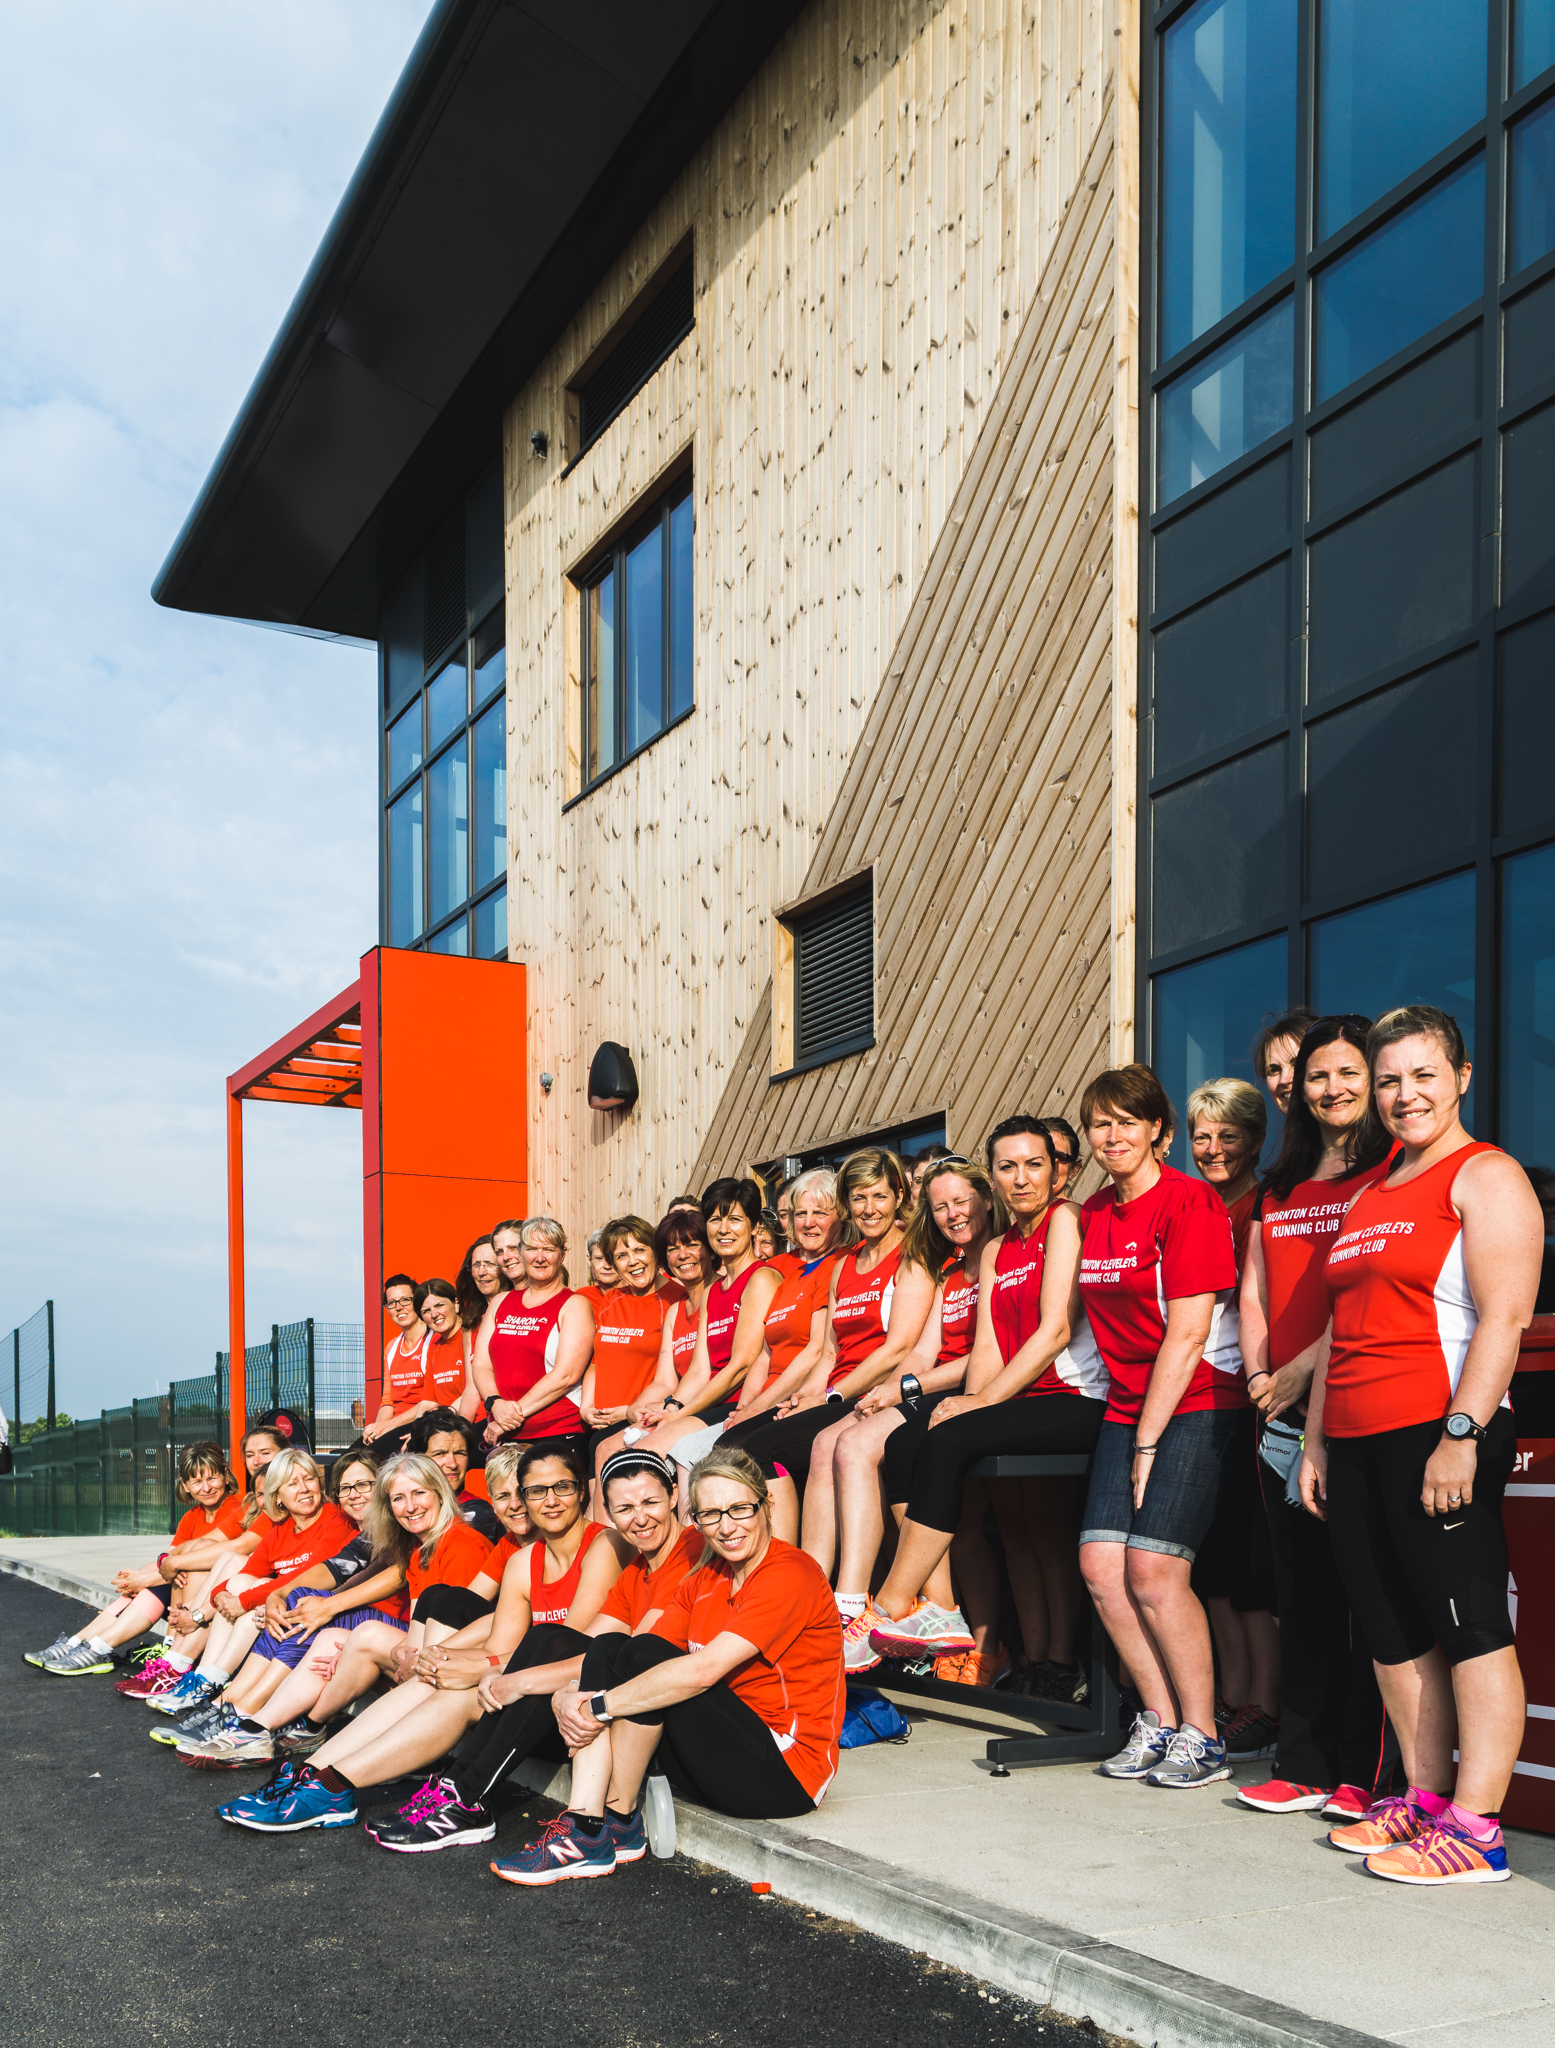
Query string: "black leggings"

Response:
xmin=413 ymin=1585 xmax=495 ymax=1630
xmin=578 ymin=1633 xmax=817 ymax=1818
xmin=451 ymin=1622 xmax=586 ymax=1804
xmin=723 ymin=1400 xmax=857 ymax=1483
xmin=1325 ymin=1412 xmax=1517 ymax=1666
xmin=882 ymin=1394 xmax=1105 ymax=1532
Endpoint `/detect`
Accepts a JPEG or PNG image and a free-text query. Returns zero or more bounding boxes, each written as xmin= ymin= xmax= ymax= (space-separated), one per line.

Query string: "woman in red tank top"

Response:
xmin=1297 ymin=1007 xmax=1542 ymax=1882
xmin=473 ymin=1217 xmax=594 ymax=1449
xmin=643 ymin=1179 xmax=781 ymax=1439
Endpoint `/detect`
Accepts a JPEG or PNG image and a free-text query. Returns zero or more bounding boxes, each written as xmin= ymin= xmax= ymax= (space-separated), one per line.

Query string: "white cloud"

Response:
xmin=0 ymin=2 xmax=432 ymax=1418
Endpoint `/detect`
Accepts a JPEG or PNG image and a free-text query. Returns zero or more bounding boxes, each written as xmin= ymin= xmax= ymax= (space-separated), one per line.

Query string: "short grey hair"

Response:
xmin=521 ymin=1214 xmax=567 ymax=1253
xmin=788 ymin=1167 xmax=839 ymax=1211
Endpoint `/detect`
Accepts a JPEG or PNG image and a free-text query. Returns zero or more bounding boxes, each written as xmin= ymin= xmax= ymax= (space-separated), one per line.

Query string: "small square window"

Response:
xmin=775 ymin=881 xmax=875 ymax=1077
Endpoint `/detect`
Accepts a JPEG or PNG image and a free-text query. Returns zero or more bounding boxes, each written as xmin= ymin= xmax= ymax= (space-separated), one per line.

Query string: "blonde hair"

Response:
xmin=483 ymin=1444 xmax=524 ymax=1496
xmin=261 ymin=1447 xmax=325 ymax=1522
xmin=369 ymin=1452 xmax=459 ymax=1569
xmin=836 ymin=1147 xmax=910 ymax=1219
xmin=521 ymin=1215 xmax=567 ymax=1254
xmin=688 ymin=1446 xmax=772 ymax=1568
xmin=1186 ymin=1077 xmax=1268 ymax=1151
xmin=899 ymin=1156 xmax=1007 ymax=1275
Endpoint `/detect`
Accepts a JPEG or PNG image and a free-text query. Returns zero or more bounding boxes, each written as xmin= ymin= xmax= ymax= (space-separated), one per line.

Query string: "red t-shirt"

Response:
xmin=596 ymin=1527 xmax=701 ymax=1631
xmin=936 ymin=1261 xmax=978 ymax=1366
xmin=172 ymin=1495 xmax=248 ymax=1548
xmin=1258 ymin=1160 xmax=1394 ymax=1367
xmin=1078 ymin=1165 xmax=1241 ymax=1425
xmin=527 ymin=1521 xmax=611 ymax=1625
xmin=762 ymin=1254 xmax=839 ymax=1378
xmin=384 ymin=1330 xmax=431 ymax=1409
xmin=766 ymin=1252 xmax=805 ymax=1281
xmin=422 ymin=1331 xmax=468 ymax=1408
xmin=653 ymin=1539 xmax=844 ymax=1803
xmin=1225 ymin=1187 xmax=1258 ymax=1276
xmin=592 ymin=1289 xmax=668 ymax=1409
xmin=237 ymin=1504 xmax=354 ymax=1610
xmin=658 ymin=1277 xmax=690 ymax=1306
xmin=829 ymin=1246 xmax=902 ymax=1384
xmin=985 ymin=1211 xmax=1109 ymax=1399
xmin=405 ymin=1519 xmax=494 ymax=1604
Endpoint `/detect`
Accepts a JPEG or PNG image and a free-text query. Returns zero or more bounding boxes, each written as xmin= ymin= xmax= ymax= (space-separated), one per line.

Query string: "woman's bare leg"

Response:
xmin=833 ymin=1412 xmax=904 ymax=1595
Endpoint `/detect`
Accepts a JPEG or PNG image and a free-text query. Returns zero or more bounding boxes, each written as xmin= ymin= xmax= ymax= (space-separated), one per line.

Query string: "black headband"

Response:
xmin=598 ymin=1447 xmax=675 ymax=1495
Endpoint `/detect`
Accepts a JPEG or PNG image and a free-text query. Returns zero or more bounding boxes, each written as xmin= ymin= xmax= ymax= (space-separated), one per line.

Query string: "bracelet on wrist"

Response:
xmin=1245 ymin=1370 xmax=1271 ymax=1387
xmin=1134 ymin=1442 xmax=1159 ymax=1455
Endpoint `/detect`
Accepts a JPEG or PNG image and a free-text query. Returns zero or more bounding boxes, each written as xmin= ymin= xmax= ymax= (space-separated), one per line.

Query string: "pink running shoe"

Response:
xmin=1320 ymin=1783 xmax=1371 ymax=1821
xmin=115 ymin=1655 xmax=184 ymax=1699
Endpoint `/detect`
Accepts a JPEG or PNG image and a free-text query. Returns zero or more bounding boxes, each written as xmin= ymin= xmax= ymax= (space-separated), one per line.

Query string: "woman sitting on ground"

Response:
xmin=490 ymin=1448 xmax=843 ymax=1885
xmin=33 ymin=1443 xmax=245 ymax=1677
xmin=220 ymin=1442 xmax=625 ymax=1833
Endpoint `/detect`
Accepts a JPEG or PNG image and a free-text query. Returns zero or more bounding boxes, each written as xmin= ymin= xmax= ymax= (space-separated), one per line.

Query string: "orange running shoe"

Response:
xmin=932 ymin=1645 xmax=1012 ymax=1688
xmin=1365 ymin=1816 xmax=1510 ymax=1886
xmin=931 ymin=1650 xmax=968 ymax=1682
xmin=1327 ymin=1793 xmax=1429 ymax=1855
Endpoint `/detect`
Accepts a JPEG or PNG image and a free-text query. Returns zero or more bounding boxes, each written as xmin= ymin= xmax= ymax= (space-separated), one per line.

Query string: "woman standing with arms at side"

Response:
xmin=1300 ymin=1006 xmax=1541 ymax=1885
xmin=473 ymin=1217 xmax=594 ymax=1456
xmin=1236 ymin=1017 xmax=1395 ymax=1819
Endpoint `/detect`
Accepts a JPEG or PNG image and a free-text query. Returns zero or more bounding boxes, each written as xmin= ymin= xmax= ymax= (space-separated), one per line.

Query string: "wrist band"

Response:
xmin=1134 ymin=1442 xmax=1159 ymax=1455
xmin=663 ymin=1397 xmax=683 ymax=1410
xmin=1245 ymin=1370 xmax=1271 ymax=1387
xmin=487 ymin=1654 xmax=501 ymax=1669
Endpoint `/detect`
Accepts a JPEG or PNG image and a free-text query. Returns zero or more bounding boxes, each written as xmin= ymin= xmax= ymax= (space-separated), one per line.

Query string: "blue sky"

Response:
xmin=0 ymin=3 xmax=431 ymax=1418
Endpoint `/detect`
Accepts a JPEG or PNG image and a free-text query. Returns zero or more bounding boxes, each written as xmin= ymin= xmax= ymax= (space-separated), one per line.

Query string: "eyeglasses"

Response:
xmin=689 ymin=1501 xmax=762 ymax=1529
xmin=521 ymin=1479 xmax=581 ymax=1503
xmin=337 ymin=1481 xmax=375 ymax=1497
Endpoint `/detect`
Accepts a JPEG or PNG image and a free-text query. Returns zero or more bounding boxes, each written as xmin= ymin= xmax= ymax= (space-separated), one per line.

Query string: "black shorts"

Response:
xmin=412 ymin=1584 xmax=495 ymax=1630
xmin=723 ymin=1401 xmax=857 ymax=1483
xmin=1325 ymin=1412 xmax=1516 ymax=1667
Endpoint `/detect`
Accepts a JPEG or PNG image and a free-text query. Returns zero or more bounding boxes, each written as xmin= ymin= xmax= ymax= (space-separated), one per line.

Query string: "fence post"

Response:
xmin=46 ymin=1299 xmax=55 ymax=1431
xmin=270 ymin=1324 xmax=280 ymax=1412
xmin=11 ymin=1325 xmax=17 ymax=1436
xmin=167 ymin=1384 xmax=177 ymax=1535
xmin=305 ymin=1319 xmax=317 ymax=1449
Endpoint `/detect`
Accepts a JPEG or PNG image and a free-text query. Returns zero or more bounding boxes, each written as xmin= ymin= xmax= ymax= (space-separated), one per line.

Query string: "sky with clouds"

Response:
xmin=0 ymin=3 xmax=432 ymax=1418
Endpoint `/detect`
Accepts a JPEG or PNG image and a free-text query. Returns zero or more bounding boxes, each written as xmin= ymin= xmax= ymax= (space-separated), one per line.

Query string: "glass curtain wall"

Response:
xmin=1142 ymin=0 xmax=1555 ymax=1169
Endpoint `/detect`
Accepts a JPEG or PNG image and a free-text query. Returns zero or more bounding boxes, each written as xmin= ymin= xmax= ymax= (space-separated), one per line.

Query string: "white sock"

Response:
xmin=66 ymin=1634 xmax=83 ymax=1647
xmin=203 ymin=1666 xmax=231 ymax=1686
xmin=88 ymin=1636 xmax=114 ymax=1655
xmin=836 ymin=1592 xmax=866 ymax=1619
xmin=165 ymin=1651 xmax=193 ymax=1672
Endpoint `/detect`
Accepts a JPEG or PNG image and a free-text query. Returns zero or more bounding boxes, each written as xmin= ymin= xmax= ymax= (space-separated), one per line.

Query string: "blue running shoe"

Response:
xmin=490 ymin=1810 xmax=616 ymax=1886
xmin=148 ymin=1671 xmax=219 ymax=1717
xmin=219 ymin=1760 xmax=301 ymax=1825
xmin=224 ymin=1765 xmax=359 ymax=1833
xmin=606 ymin=1806 xmax=649 ymax=1865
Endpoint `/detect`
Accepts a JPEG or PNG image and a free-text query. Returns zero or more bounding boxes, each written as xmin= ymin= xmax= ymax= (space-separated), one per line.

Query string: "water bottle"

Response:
xmin=622 ymin=1427 xmax=645 ymax=1446
xmin=643 ymin=1772 xmax=677 ymax=1858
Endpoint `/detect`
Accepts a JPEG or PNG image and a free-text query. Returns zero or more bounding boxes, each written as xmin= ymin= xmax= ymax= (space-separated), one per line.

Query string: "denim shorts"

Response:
xmin=1079 ymin=1409 xmax=1246 ymax=1562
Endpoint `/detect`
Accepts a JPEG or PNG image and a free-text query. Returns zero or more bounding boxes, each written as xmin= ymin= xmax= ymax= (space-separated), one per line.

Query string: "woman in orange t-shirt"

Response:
xmin=416 ymin=1279 xmax=479 ymax=1420
xmin=577 ymin=1217 xmax=671 ymax=1491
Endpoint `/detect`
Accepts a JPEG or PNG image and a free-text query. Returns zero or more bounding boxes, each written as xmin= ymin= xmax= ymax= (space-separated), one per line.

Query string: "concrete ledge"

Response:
xmin=0 ymin=1553 xmax=116 ymax=1610
xmin=514 ymin=1759 xmax=1387 ymax=2048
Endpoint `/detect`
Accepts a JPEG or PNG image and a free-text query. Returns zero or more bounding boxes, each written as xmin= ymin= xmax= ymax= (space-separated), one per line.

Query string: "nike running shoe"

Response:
xmin=1321 ymin=1784 xmax=1371 ymax=1822
xmin=371 ymin=1778 xmax=495 ymax=1853
xmin=224 ymin=1765 xmax=358 ymax=1832
xmin=1147 ymin=1724 xmax=1232 ymax=1789
xmin=1328 ymin=1794 xmax=1429 ymax=1855
xmin=43 ymin=1641 xmax=117 ymax=1676
xmin=1100 ymin=1710 xmax=1174 ymax=1780
xmin=116 ymin=1654 xmax=186 ymax=1699
xmin=24 ymin=1632 xmax=73 ymax=1668
xmin=842 ymin=1609 xmax=883 ymax=1675
xmin=147 ymin=1671 xmax=219 ymax=1716
xmin=180 ymin=1725 xmax=276 ymax=1769
xmin=489 ymin=1809 xmax=616 ymax=1886
xmin=218 ymin=1760 xmax=301 ymax=1825
xmin=1222 ymin=1704 xmax=1280 ymax=1761
xmin=866 ymin=1600 xmax=975 ymax=1660
xmin=1365 ymin=1816 xmax=1511 ymax=1886
xmin=1237 ymin=1779 xmax=1330 ymax=1814
xmin=606 ymin=1806 xmax=648 ymax=1865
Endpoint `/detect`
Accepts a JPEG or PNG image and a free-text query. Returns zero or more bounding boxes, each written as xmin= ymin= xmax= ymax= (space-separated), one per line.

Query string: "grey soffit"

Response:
xmin=153 ymin=0 xmax=805 ymax=641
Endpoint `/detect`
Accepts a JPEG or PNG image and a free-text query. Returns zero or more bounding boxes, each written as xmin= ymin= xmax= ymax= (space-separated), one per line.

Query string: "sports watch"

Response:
xmin=900 ymin=1374 xmax=923 ymax=1400
xmin=589 ymin=1691 xmax=614 ymax=1724
xmin=1443 ymin=1412 xmax=1487 ymax=1445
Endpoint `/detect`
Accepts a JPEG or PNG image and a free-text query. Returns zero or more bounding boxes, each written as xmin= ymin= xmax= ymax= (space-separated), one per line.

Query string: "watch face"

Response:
xmin=1447 ymin=1415 xmax=1472 ymax=1438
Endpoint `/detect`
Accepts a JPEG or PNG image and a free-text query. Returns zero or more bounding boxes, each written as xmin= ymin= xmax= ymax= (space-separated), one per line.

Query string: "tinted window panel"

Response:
xmin=474 ymin=887 xmax=508 ymax=961
xmin=472 ymin=702 xmax=506 ymax=891
xmin=427 ymin=736 xmax=468 ymax=926
xmin=1498 ymin=608 xmax=1555 ymax=836
xmin=1502 ymin=402 xmax=1555 ymax=617
xmin=1152 ymin=934 xmax=1287 ymax=1169
xmin=1160 ymin=0 xmax=1298 ymax=358
xmin=1505 ymin=274 xmax=1555 ymax=407
xmin=426 ymin=659 xmax=467 ymax=752
xmin=1501 ymin=841 xmax=1555 ymax=1169
xmin=387 ymin=700 xmax=422 ymax=795
xmin=1155 ymin=450 xmax=1291 ymax=614
xmin=1313 ymin=157 xmax=1485 ymax=401
xmin=388 ymin=783 xmax=424 ymax=946
xmin=1153 ymin=560 xmax=1288 ymax=777
xmin=1515 ymin=0 xmax=1555 ymax=89
xmin=1306 ymin=654 xmax=1478 ymax=900
xmin=1308 ymin=454 xmax=1478 ymax=699
xmin=427 ymin=919 xmax=469 ymax=957
xmin=1308 ymin=328 xmax=1480 ymax=520
xmin=670 ymin=490 xmax=695 ymax=721
xmin=586 ymin=566 xmax=617 ymax=782
xmin=623 ymin=520 xmax=664 ymax=756
xmin=1158 ymin=298 xmax=1293 ymax=507
xmin=1511 ymin=98 xmax=1555 ymax=278
xmin=1151 ymin=739 xmax=1287 ymax=955
xmin=1317 ymin=0 xmax=1486 ymax=239
xmin=473 ymin=635 xmax=505 ymax=710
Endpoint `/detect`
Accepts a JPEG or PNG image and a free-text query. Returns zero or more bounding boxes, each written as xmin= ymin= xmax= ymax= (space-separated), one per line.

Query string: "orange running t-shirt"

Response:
xmin=596 ymin=1527 xmax=701 ymax=1632
xmin=653 ymin=1539 xmax=845 ymax=1803
xmin=1258 ymin=1160 xmax=1394 ymax=1368
xmin=405 ymin=1519 xmax=494 ymax=1605
xmin=828 ymin=1247 xmax=902 ymax=1385
xmin=422 ymin=1331 xmax=468 ymax=1408
xmin=668 ymin=1300 xmax=700 ymax=1378
xmin=936 ymin=1261 xmax=979 ymax=1367
xmin=592 ymin=1290 xmax=669 ymax=1409
xmin=236 ymin=1504 xmax=355 ymax=1610
xmin=762 ymin=1254 xmax=839 ymax=1379
xmin=172 ymin=1494 xmax=248 ymax=1548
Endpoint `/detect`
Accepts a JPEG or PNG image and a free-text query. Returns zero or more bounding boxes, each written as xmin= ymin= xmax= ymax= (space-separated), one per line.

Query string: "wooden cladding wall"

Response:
xmin=693 ymin=106 xmax=1125 ymax=1185
xmin=503 ymin=0 xmax=1126 ymax=1227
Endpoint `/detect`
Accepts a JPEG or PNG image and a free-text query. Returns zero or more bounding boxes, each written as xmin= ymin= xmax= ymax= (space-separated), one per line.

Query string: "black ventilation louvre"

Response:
xmin=423 ymin=523 xmax=467 ymax=669
xmin=794 ymin=885 xmax=875 ymax=1066
xmin=577 ymin=259 xmax=695 ymax=455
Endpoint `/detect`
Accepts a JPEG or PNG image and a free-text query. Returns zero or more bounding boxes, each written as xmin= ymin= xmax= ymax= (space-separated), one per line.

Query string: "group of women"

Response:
xmin=25 ymin=1001 xmax=1542 ymax=1891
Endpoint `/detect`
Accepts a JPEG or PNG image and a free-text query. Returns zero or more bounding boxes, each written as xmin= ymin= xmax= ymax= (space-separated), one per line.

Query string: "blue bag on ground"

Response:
xmin=839 ymin=1685 xmax=911 ymax=1748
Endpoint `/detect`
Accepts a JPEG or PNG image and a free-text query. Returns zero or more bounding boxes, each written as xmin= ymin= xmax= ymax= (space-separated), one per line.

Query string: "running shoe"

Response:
xmin=42 ymin=1641 xmax=117 ymax=1676
xmin=489 ymin=1810 xmax=616 ymax=1886
xmin=275 ymin=1716 xmax=329 ymax=1755
xmin=180 ymin=1725 xmax=276 ymax=1769
xmin=217 ymin=1760 xmax=301 ymax=1825
xmin=1237 ymin=1779 xmax=1329 ymax=1814
xmin=371 ymin=1778 xmax=495 ymax=1853
xmin=1100 ymin=1710 xmax=1174 ymax=1780
xmin=866 ymin=1600 xmax=975 ymax=1660
xmin=931 ymin=1649 xmax=968 ymax=1682
xmin=1321 ymin=1784 xmax=1371 ymax=1822
xmin=1147 ymin=1724 xmax=1232 ymax=1789
xmin=147 ymin=1671 xmax=219 ymax=1716
xmin=606 ymin=1806 xmax=649 ymax=1865
xmin=1365 ymin=1816 xmax=1511 ymax=1886
xmin=24 ymin=1632 xmax=73 ymax=1668
xmin=116 ymin=1654 xmax=186 ymax=1699
xmin=150 ymin=1700 xmax=232 ymax=1748
xmin=1022 ymin=1659 xmax=1091 ymax=1708
xmin=933 ymin=1645 xmax=1012 ymax=1689
xmin=1222 ymin=1704 xmax=1280 ymax=1761
xmin=224 ymin=1765 xmax=358 ymax=1832
xmin=1327 ymin=1793 xmax=1429 ymax=1855
xmin=842 ymin=1609 xmax=883 ymax=1675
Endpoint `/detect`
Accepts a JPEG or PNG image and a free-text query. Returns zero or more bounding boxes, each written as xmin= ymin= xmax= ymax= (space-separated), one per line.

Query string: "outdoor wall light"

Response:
xmin=539 ymin=1071 xmax=554 ymax=1094
xmin=587 ymin=1042 xmax=639 ymax=1114
xmin=530 ymin=428 xmax=548 ymax=459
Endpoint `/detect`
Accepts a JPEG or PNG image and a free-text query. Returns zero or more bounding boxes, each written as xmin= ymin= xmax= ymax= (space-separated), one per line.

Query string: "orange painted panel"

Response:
xmin=376 ymin=949 xmax=528 ymax=1181
xmin=373 ymin=1167 xmax=528 ymax=1343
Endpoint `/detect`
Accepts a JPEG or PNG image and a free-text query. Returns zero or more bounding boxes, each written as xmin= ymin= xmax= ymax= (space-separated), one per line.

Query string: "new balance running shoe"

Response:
xmin=116 ymin=1654 xmax=186 ymax=1699
xmin=1328 ymin=1794 xmax=1430 ymax=1855
xmin=1146 ymin=1724 xmax=1232 ymax=1789
xmin=224 ymin=1765 xmax=358 ymax=1832
xmin=180 ymin=1724 xmax=275 ymax=1769
xmin=841 ymin=1608 xmax=883 ymax=1675
xmin=218 ymin=1760 xmax=302 ymax=1825
xmin=42 ymin=1640 xmax=117 ymax=1676
xmin=606 ymin=1806 xmax=649 ymax=1865
xmin=147 ymin=1670 xmax=219 ymax=1716
xmin=866 ymin=1600 xmax=975 ymax=1660
xmin=1237 ymin=1779 xmax=1330 ymax=1814
xmin=1222 ymin=1704 xmax=1280 ymax=1761
xmin=1365 ymin=1816 xmax=1511 ymax=1886
xmin=489 ymin=1810 xmax=615 ymax=1886
xmin=24 ymin=1632 xmax=73 ymax=1668
xmin=1321 ymin=1783 xmax=1371 ymax=1821
xmin=1100 ymin=1710 xmax=1174 ymax=1780
xmin=371 ymin=1777 xmax=495 ymax=1853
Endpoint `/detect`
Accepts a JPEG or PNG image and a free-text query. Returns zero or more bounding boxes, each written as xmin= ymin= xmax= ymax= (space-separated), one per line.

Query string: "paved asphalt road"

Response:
xmin=1 ymin=1576 xmax=1117 ymax=2048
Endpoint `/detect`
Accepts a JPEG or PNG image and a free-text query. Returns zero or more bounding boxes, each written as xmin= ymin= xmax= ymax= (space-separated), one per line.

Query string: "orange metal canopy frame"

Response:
xmin=225 ymin=948 xmax=528 ymax=1477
